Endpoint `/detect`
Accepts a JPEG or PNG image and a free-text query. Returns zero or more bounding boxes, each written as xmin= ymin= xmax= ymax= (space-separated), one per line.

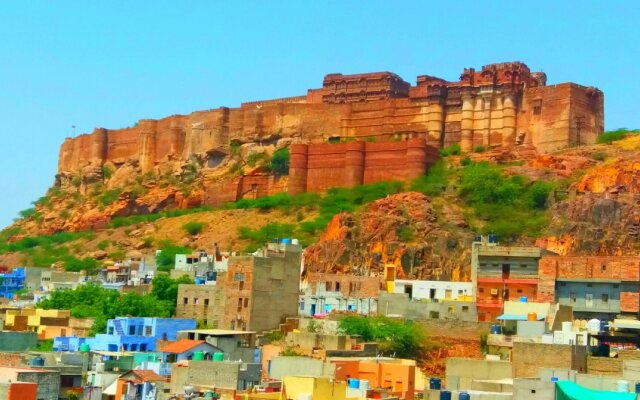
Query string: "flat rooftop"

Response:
xmin=179 ymin=329 xmax=256 ymax=336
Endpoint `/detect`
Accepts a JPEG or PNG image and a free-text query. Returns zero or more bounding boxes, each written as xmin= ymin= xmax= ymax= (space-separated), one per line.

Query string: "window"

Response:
xmin=587 ymin=283 xmax=593 ymax=287
xmin=194 ymin=297 xmax=199 ymax=305
xmin=602 ymin=264 xmax=606 ymax=271
xmin=613 ymin=284 xmax=620 ymax=288
xmin=204 ymin=299 xmax=209 ymax=306
xmin=479 ymin=288 xmax=484 ymax=293
xmin=145 ymin=326 xmax=152 ymax=336
xmin=458 ymin=290 xmax=464 ymax=296
xmin=244 ymin=298 xmax=249 ymax=308
xmin=520 ymin=264 xmax=527 ymax=268
xmin=448 ymin=306 xmax=455 ymax=314
xmin=183 ymin=297 xmax=188 ymax=305
xmin=462 ymin=306 xmax=469 ymax=312
xmin=533 ymin=105 xmax=541 ymax=115
xmin=234 ymin=272 xmax=245 ymax=282
xmin=335 ymin=282 xmax=341 ymax=291
xmin=570 ymin=293 xmax=576 ymax=302
xmin=300 ymin=301 xmax=305 ymax=311
xmin=517 ymin=289 xmax=523 ymax=294
xmin=602 ymin=294 xmax=609 ymax=303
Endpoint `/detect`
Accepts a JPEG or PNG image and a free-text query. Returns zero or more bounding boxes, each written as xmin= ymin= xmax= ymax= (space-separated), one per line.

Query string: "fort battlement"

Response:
xmin=58 ymin=62 xmax=604 ymax=175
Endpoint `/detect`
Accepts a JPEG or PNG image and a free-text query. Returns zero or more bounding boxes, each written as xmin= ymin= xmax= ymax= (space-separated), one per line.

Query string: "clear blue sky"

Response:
xmin=0 ymin=1 xmax=638 ymax=229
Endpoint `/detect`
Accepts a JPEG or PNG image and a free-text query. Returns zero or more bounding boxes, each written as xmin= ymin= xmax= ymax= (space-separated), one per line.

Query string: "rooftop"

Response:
xmin=159 ymin=339 xmax=208 ymax=354
xmin=179 ymin=329 xmax=255 ymax=336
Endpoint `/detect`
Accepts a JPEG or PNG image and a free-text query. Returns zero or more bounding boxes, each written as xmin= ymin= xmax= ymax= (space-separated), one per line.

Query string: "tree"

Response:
xmin=182 ymin=221 xmax=206 ymax=236
xmin=155 ymin=242 xmax=191 ymax=271
xmin=270 ymin=148 xmax=290 ymax=175
xmin=152 ymin=274 xmax=193 ymax=315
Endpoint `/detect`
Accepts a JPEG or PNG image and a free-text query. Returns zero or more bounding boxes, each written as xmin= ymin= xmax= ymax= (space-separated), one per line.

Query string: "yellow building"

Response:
xmin=282 ymin=376 xmax=350 ymax=400
xmin=4 ymin=308 xmax=94 ymax=339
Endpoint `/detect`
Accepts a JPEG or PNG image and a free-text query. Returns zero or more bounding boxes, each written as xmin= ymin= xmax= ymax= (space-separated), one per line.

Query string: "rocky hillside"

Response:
xmin=3 ymin=131 xmax=640 ymax=278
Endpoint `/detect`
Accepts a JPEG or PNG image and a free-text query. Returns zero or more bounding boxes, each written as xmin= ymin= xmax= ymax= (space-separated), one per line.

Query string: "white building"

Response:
xmin=392 ymin=280 xmax=473 ymax=301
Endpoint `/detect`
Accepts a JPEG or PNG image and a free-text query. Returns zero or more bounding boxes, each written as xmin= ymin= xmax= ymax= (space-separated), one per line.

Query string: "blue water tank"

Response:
xmin=458 ymin=392 xmax=470 ymax=400
xmin=30 ymin=356 xmax=45 ymax=367
xmin=600 ymin=321 xmax=610 ymax=333
xmin=348 ymin=378 xmax=360 ymax=389
xmin=474 ymin=235 xmax=482 ymax=242
xmin=440 ymin=390 xmax=452 ymax=400
xmin=429 ymin=377 xmax=441 ymax=390
xmin=206 ymin=271 xmax=217 ymax=281
xmin=519 ymin=296 xmax=528 ymax=302
xmin=195 ymin=277 xmax=203 ymax=285
xmin=488 ymin=234 xmax=497 ymax=243
xmin=635 ymin=382 xmax=640 ymax=394
xmin=281 ymin=238 xmax=291 ymax=244
xmin=550 ymin=377 xmax=559 ymax=382
xmin=490 ymin=324 xmax=502 ymax=334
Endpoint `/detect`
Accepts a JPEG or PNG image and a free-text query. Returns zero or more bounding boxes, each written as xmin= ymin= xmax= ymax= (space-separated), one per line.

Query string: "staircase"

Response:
xmin=113 ymin=319 xmax=125 ymax=336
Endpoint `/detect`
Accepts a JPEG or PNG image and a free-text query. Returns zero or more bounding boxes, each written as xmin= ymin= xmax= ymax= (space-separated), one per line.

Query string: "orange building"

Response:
xmin=1 ymin=381 xmax=37 ymax=400
xmin=330 ymin=358 xmax=416 ymax=400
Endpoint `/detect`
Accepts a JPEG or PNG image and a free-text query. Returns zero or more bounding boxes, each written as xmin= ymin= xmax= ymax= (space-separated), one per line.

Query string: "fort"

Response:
xmin=58 ymin=61 xmax=604 ymax=200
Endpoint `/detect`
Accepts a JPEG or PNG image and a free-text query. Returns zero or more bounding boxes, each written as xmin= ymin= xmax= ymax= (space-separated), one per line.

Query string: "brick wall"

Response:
xmin=306 ymin=273 xmax=380 ymax=298
xmin=0 ymin=353 xmax=24 ymax=367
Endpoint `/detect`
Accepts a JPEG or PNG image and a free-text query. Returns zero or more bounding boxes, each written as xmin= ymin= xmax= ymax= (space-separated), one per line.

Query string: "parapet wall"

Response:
xmin=289 ymin=139 xmax=439 ymax=194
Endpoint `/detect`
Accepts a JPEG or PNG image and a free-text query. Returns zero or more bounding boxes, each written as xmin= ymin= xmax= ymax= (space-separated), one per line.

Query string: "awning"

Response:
xmin=556 ymin=380 xmax=635 ymax=400
xmin=496 ymin=314 xmax=544 ymax=321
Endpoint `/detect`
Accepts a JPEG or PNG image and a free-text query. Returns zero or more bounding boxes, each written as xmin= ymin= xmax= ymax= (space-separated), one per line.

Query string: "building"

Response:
xmin=472 ymin=237 xmax=552 ymax=321
xmin=159 ymin=339 xmax=221 ymax=362
xmin=3 ymin=308 xmax=94 ymax=339
xmin=57 ymin=317 xmax=196 ymax=352
xmin=113 ymin=369 xmax=166 ymax=400
xmin=0 ymin=366 xmax=60 ymax=400
xmin=176 ymin=284 xmax=226 ymax=328
xmin=0 ymin=381 xmax=37 ymax=400
xmin=178 ymin=329 xmax=257 ymax=363
xmin=538 ymin=256 xmax=640 ymax=320
xmin=0 ymin=267 xmax=26 ymax=299
xmin=169 ymin=360 xmax=261 ymax=395
xmin=176 ymin=242 xmax=302 ymax=333
xmin=299 ymin=273 xmax=380 ymax=316
xmin=40 ymin=270 xmax=84 ymax=292
xmin=281 ymin=376 xmax=351 ymax=400
xmin=330 ymin=357 xmax=416 ymax=400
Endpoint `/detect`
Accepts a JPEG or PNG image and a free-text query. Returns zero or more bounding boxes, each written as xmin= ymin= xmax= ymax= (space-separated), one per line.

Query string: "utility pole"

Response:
xmin=574 ymin=116 xmax=585 ymax=147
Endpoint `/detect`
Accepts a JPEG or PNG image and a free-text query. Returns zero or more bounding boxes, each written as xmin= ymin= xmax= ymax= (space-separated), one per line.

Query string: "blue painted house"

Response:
xmin=54 ymin=317 xmax=196 ymax=352
xmin=0 ymin=267 xmax=26 ymax=298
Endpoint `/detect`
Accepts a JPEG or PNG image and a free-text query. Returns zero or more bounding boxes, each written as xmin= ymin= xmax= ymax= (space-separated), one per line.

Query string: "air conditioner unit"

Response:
xmin=490 ymin=289 xmax=498 ymax=295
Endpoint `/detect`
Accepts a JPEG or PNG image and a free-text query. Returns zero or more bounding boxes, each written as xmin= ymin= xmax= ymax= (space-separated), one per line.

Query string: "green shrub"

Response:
xmin=156 ymin=241 xmax=192 ymax=271
xmin=397 ymin=225 xmax=415 ymax=242
xmin=71 ymin=175 xmax=82 ymax=187
xmin=102 ymin=165 xmax=113 ymax=179
xmin=183 ymin=221 xmax=206 ymax=236
xmin=18 ymin=208 xmax=37 ymax=219
xmin=108 ymin=206 xmax=213 ymax=228
xmin=596 ymin=128 xmax=639 ymax=144
xmin=410 ymin=161 xmax=448 ymax=196
xmin=440 ymin=143 xmax=461 ymax=157
xmin=271 ymin=148 xmax=290 ymax=175
xmin=473 ymin=145 xmax=486 ymax=153
xmin=460 ymin=157 xmax=472 ymax=166
xmin=229 ymin=141 xmax=241 ymax=156
xmin=98 ymin=189 xmax=122 ymax=206
xmin=238 ymin=223 xmax=296 ymax=251
xmin=592 ymin=151 xmax=607 ymax=161
xmin=246 ymin=152 xmax=266 ymax=167
xmin=97 ymin=240 xmax=109 ymax=250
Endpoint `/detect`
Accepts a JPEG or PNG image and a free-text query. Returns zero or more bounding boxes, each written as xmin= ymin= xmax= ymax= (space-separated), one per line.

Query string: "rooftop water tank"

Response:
xmin=80 ymin=343 xmax=90 ymax=353
xmin=213 ymin=352 xmax=224 ymax=362
xmin=281 ymin=238 xmax=291 ymax=244
xmin=527 ymin=312 xmax=538 ymax=321
xmin=291 ymin=238 xmax=299 ymax=245
xmin=29 ymin=356 xmax=45 ymax=367
xmin=193 ymin=351 xmax=204 ymax=361
xmin=440 ymin=390 xmax=452 ymax=400
xmin=348 ymin=379 xmax=359 ymax=389
xmin=429 ymin=377 xmax=442 ymax=390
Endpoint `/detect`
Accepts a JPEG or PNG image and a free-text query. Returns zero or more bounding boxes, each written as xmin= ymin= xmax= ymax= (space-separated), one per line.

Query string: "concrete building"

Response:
xmin=159 ymin=338 xmax=221 ymax=362
xmin=178 ymin=329 xmax=257 ymax=363
xmin=0 ymin=366 xmax=60 ymax=400
xmin=472 ymin=237 xmax=552 ymax=322
xmin=538 ymin=256 xmax=640 ymax=320
xmin=4 ymin=308 xmax=94 ymax=339
xmin=268 ymin=356 xmax=336 ymax=379
xmin=40 ymin=270 xmax=84 ymax=291
xmin=379 ymin=292 xmax=477 ymax=322
xmin=0 ymin=331 xmax=37 ymax=351
xmin=113 ymin=369 xmax=166 ymax=400
xmin=176 ymin=284 xmax=226 ymax=328
xmin=281 ymin=376 xmax=351 ymax=400
xmin=331 ymin=357 xmax=416 ymax=400
xmin=392 ymin=279 xmax=473 ymax=301
xmin=170 ymin=360 xmax=261 ymax=395
xmin=299 ymin=273 xmax=380 ymax=316
xmin=0 ymin=267 xmax=26 ymax=299
xmin=176 ymin=242 xmax=302 ymax=333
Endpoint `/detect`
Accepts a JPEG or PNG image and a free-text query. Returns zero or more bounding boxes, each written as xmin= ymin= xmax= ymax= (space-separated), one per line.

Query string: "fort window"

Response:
xmin=533 ymin=106 xmax=541 ymax=115
xmin=335 ymin=282 xmax=341 ymax=291
xmin=244 ymin=298 xmax=249 ymax=308
xmin=570 ymin=293 xmax=576 ymax=302
xmin=602 ymin=264 xmax=606 ymax=271
xmin=328 ymin=136 xmax=341 ymax=144
xmin=204 ymin=299 xmax=209 ymax=307
xmin=602 ymin=294 xmax=609 ymax=303
xmin=183 ymin=297 xmax=188 ymax=304
xmin=194 ymin=297 xmax=199 ymax=305
xmin=462 ymin=306 xmax=469 ymax=312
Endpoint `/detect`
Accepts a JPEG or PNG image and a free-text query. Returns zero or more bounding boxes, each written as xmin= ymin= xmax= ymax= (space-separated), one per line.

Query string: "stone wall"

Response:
xmin=512 ymin=342 xmax=587 ymax=378
xmin=288 ymin=139 xmax=439 ymax=194
xmin=16 ymin=370 xmax=60 ymax=400
xmin=586 ymin=356 xmax=623 ymax=376
xmin=58 ymin=62 xmax=604 ymax=176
